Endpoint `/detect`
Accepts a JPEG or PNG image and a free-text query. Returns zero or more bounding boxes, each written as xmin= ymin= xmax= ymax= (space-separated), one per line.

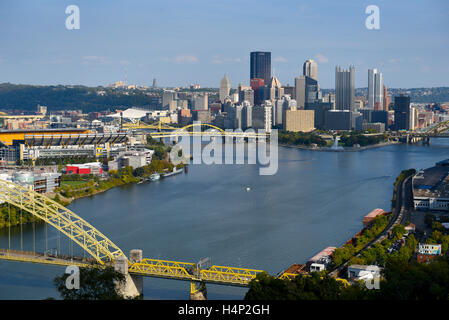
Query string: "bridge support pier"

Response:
xmin=114 ymin=249 xmax=144 ymax=299
xmin=190 ymin=281 xmax=207 ymax=300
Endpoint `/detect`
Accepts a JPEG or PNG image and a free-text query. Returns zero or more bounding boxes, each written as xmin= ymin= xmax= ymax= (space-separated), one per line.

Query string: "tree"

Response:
xmin=54 ymin=266 xmax=125 ymax=300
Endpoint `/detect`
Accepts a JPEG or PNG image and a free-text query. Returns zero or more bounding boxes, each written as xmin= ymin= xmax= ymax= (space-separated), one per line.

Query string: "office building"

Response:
xmin=394 ymin=95 xmax=411 ymax=130
xmin=241 ymin=101 xmax=253 ymax=129
xmin=283 ymin=109 xmax=315 ymax=132
xmin=193 ymin=94 xmax=208 ymax=110
xmin=162 ymin=90 xmax=177 ymax=109
xmin=335 ymin=65 xmax=355 ymax=111
xmin=368 ymin=69 xmax=384 ymax=110
xmin=305 ymin=101 xmax=333 ymax=130
xmin=252 ymin=104 xmax=272 ymax=133
xmin=303 ymin=59 xmax=318 ymax=81
xmin=325 ymin=110 xmax=353 ymax=130
xmin=295 ymin=76 xmax=319 ymax=109
xmin=250 ymin=52 xmax=271 ymax=84
xmin=219 ymin=75 xmax=231 ymax=103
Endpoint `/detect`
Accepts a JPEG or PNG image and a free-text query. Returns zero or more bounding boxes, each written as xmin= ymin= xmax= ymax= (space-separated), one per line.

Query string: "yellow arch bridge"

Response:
xmin=0 ymin=180 xmax=348 ymax=298
xmin=123 ymin=121 xmax=269 ymax=139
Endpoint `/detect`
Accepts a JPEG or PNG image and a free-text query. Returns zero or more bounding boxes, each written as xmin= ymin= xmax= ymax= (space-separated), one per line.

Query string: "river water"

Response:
xmin=1 ymin=139 xmax=449 ymax=299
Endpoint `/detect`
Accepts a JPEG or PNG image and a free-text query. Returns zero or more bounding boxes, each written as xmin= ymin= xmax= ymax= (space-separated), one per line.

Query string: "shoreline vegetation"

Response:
xmin=279 ymin=130 xmax=395 ymax=152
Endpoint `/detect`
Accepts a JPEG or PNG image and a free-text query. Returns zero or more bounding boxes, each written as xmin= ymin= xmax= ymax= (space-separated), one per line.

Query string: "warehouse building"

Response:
xmin=413 ymin=160 xmax=449 ymax=211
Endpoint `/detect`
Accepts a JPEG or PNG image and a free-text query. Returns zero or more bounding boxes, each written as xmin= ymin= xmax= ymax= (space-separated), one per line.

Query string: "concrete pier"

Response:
xmin=190 ymin=281 xmax=207 ymax=300
xmin=114 ymin=249 xmax=144 ymax=299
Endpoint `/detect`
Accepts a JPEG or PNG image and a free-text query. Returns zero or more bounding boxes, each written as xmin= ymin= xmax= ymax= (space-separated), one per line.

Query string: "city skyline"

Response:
xmin=0 ymin=0 xmax=448 ymax=89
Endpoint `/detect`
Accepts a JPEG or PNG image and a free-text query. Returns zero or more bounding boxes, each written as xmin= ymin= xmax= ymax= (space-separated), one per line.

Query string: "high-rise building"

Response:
xmin=241 ymin=101 xmax=253 ymax=129
xmin=383 ymin=85 xmax=389 ymax=110
xmin=303 ymin=59 xmax=318 ymax=81
xmin=295 ymin=76 xmax=318 ymax=109
xmin=152 ymin=78 xmax=158 ymax=88
xmin=162 ymin=90 xmax=177 ymax=109
xmin=250 ymin=52 xmax=271 ymax=84
xmin=252 ymin=103 xmax=272 ymax=133
xmin=368 ymin=69 xmax=384 ymax=110
xmin=219 ymin=75 xmax=231 ymax=103
xmin=193 ymin=93 xmax=208 ymax=111
xmin=335 ymin=65 xmax=355 ymax=111
xmin=394 ymin=95 xmax=411 ymax=130
xmin=266 ymin=76 xmax=284 ymax=102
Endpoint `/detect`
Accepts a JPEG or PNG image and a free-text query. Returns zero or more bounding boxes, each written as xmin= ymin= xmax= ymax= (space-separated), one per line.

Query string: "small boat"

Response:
xmin=246 ymin=187 xmax=251 ymax=192
xmin=150 ymin=173 xmax=160 ymax=181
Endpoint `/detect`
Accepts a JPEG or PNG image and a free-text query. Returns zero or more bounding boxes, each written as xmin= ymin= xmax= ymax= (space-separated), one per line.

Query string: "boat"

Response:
xmin=150 ymin=173 xmax=160 ymax=181
xmin=162 ymin=167 xmax=184 ymax=178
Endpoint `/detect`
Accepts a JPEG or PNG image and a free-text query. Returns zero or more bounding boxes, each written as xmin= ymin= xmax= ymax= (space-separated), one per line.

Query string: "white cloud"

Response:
xmin=274 ymin=56 xmax=287 ymax=63
xmin=211 ymin=56 xmax=242 ymax=64
xmin=81 ymin=55 xmax=108 ymax=65
xmin=314 ymin=53 xmax=328 ymax=63
xmin=174 ymin=55 xmax=198 ymax=64
xmin=388 ymin=58 xmax=401 ymax=64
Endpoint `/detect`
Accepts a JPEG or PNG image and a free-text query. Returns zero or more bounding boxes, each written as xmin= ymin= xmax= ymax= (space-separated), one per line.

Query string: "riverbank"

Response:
xmin=280 ymin=140 xmax=399 ymax=152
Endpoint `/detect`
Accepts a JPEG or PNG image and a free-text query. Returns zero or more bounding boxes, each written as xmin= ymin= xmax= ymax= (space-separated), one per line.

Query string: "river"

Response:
xmin=1 ymin=138 xmax=449 ymax=299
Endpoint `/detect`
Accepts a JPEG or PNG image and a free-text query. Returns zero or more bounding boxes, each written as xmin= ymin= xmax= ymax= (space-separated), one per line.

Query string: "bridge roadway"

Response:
xmin=0 ymin=248 xmax=263 ymax=287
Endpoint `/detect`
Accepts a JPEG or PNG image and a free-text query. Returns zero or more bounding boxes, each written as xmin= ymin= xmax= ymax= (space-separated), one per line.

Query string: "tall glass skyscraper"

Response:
xmin=335 ymin=65 xmax=355 ymax=111
xmin=394 ymin=94 xmax=411 ymax=130
xmin=250 ymin=52 xmax=271 ymax=85
xmin=368 ymin=69 xmax=384 ymax=110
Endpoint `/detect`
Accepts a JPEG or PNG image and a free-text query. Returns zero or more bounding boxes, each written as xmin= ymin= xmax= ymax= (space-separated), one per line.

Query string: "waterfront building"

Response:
xmin=413 ymin=160 xmax=449 ymax=211
xmin=362 ymin=122 xmax=385 ymax=133
xmin=283 ymin=109 xmax=315 ymax=133
xmin=305 ymin=101 xmax=333 ymax=130
xmin=324 ymin=109 xmax=353 ymax=130
xmin=335 ymin=65 xmax=355 ymax=111
xmin=250 ymin=51 xmax=271 ymax=84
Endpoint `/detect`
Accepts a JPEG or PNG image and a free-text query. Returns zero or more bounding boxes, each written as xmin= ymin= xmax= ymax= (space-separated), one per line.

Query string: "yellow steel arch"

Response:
xmin=180 ymin=123 xmax=226 ymax=134
xmin=0 ymin=179 xmax=126 ymax=265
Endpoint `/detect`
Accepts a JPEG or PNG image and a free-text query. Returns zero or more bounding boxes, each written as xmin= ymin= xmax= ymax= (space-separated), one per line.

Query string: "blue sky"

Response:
xmin=0 ymin=0 xmax=448 ymax=89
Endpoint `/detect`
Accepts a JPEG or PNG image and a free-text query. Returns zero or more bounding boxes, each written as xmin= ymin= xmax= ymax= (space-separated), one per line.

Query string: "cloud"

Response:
xmin=314 ymin=53 xmax=328 ymax=63
xmin=175 ymin=55 xmax=199 ymax=64
xmin=274 ymin=56 xmax=287 ymax=63
xmin=211 ymin=56 xmax=242 ymax=64
xmin=81 ymin=55 xmax=108 ymax=65
xmin=388 ymin=58 xmax=401 ymax=64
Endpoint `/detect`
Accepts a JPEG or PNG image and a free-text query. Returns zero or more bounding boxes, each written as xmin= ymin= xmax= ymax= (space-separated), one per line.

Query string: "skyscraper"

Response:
xmin=219 ymin=75 xmax=231 ymax=103
xmin=152 ymin=78 xmax=157 ymax=88
xmin=250 ymin=52 xmax=271 ymax=84
xmin=303 ymin=59 xmax=318 ymax=81
xmin=335 ymin=65 xmax=355 ymax=111
xmin=368 ymin=69 xmax=384 ymax=110
xmin=394 ymin=94 xmax=411 ymax=130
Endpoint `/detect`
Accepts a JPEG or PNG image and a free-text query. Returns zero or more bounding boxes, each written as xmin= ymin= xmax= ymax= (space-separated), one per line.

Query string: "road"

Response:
xmin=329 ymin=174 xmax=413 ymax=277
